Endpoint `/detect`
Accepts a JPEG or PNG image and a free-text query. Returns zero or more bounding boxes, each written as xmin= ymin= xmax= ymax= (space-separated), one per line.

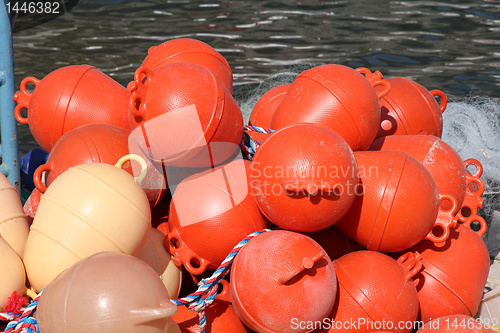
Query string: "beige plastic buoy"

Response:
xmin=36 ymin=252 xmax=178 ymax=333
xmin=0 ymin=172 xmax=30 ymax=257
xmin=23 ymin=154 xmax=151 ymax=293
xmin=136 ymin=228 xmax=182 ymax=299
xmin=0 ymin=236 xmax=26 ymax=309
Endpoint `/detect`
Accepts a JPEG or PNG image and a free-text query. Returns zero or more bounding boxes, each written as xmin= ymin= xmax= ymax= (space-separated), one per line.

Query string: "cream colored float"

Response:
xmin=23 ymin=154 xmax=151 ymax=293
xmin=0 ymin=172 xmax=30 ymax=257
xmin=136 ymin=228 xmax=182 ymax=299
xmin=0 ymin=236 xmax=26 ymax=309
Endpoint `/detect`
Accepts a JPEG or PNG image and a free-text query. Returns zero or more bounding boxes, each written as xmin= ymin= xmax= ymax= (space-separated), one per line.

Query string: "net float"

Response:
xmin=370 ymin=134 xmax=467 ymax=213
xmin=271 ymin=65 xmax=390 ymax=151
xmin=14 ymin=65 xmax=130 ymax=152
xmin=375 ymin=77 xmax=447 ymax=139
xmin=127 ymin=62 xmax=243 ymax=168
xmin=23 ymin=155 xmax=151 ymax=293
xmin=36 ymin=252 xmax=179 ymax=333
xmin=230 ymin=230 xmax=337 ymax=333
xmin=140 ymin=38 xmax=233 ymax=93
xmin=415 ymin=314 xmax=496 ymax=333
xmin=137 ymin=228 xmax=182 ymax=299
xmin=171 ymin=280 xmax=247 ymax=333
xmin=23 ymin=187 xmax=42 ymax=226
xmin=318 ymin=251 xmax=421 ymax=333
xmin=250 ymin=123 xmax=358 ymax=232
xmin=0 ymin=236 xmax=26 ymax=309
xmin=0 ymin=171 xmax=29 ymax=257
xmin=248 ymin=83 xmax=291 ymax=128
xmin=32 ymin=123 xmax=167 ymax=209
xmin=334 ymin=150 xmax=457 ymax=253
xmin=166 ymin=157 xmax=270 ymax=275
xmin=403 ymin=224 xmax=489 ymax=322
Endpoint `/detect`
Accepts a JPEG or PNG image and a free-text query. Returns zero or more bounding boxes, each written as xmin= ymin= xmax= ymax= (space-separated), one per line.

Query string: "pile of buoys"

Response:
xmin=0 ymin=37 xmax=494 ymax=333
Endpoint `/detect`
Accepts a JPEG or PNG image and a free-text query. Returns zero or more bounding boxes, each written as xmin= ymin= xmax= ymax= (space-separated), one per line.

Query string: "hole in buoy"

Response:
xmin=439 ymin=198 xmax=453 ymax=212
xmin=170 ymin=237 xmax=181 ymax=249
xmin=190 ymin=257 xmax=201 ymax=269
xmin=432 ymin=225 xmax=444 ymax=239
xmin=466 ymin=163 xmax=478 ymax=176
xmin=470 ymin=220 xmax=481 ymax=232
xmin=25 ymin=81 xmax=36 ymax=93
xmin=133 ymin=97 xmax=141 ymax=111
xmin=468 ymin=181 xmax=480 ymax=193
xmin=461 ymin=206 xmax=472 ymax=218
xmin=19 ymin=107 xmax=28 ymax=119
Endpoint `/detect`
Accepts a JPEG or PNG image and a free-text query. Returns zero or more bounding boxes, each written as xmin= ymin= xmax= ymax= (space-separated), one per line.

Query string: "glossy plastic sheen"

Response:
xmin=271 ymin=65 xmax=390 ymax=151
xmin=335 ymin=151 xmax=449 ymax=252
xmin=167 ymin=158 xmax=269 ymax=275
xmin=0 ymin=172 xmax=29 ymax=257
xmin=415 ymin=314 xmax=496 ymax=333
xmin=127 ymin=62 xmax=243 ymax=167
xmin=14 ymin=65 xmax=130 ymax=152
xmin=405 ymin=224 xmax=490 ymax=322
xmin=141 ymin=38 xmax=233 ymax=93
xmin=171 ymin=280 xmax=247 ymax=333
xmin=318 ymin=251 xmax=420 ymax=333
xmin=36 ymin=252 xmax=178 ymax=333
xmin=250 ymin=123 xmax=358 ymax=232
xmin=230 ymin=230 xmax=337 ymax=333
xmin=0 ymin=236 xmax=26 ymax=309
xmin=248 ymin=83 xmax=291 ymax=128
xmin=23 ymin=161 xmax=151 ymax=292
xmin=370 ymin=135 xmax=466 ymax=212
xmin=376 ymin=77 xmax=447 ymax=139
xmin=137 ymin=228 xmax=182 ymax=299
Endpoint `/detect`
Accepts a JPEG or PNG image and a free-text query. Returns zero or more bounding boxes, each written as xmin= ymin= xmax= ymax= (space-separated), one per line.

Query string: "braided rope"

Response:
xmin=240 ymin=126 xmax=274 ymax=161
xmin=243 ymin=125 xmax=275 ymax=134
xmin=3 ymin=290 xmax=43 ymax=333
xmin=171 ymin=229 xmax=271 ymax=333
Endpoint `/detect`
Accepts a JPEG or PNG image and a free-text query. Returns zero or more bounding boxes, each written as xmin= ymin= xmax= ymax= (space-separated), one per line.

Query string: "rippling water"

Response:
xmin=10 ymin=0 xmax=500 ymax=152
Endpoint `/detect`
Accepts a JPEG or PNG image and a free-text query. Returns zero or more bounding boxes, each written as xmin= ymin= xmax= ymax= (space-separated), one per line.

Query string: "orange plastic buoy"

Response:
xmin=33 ymin=123 xmax=167 ymax=209
xmin=23 ymin=187 xmax=42 ymax=226
xmin=0 ymin=172 xmax=29 ymax=257
xmin=370 ymin=135 xmax=467 ymax=213
xmin=319 ymin=251 xmax=421 ymax=333
xmin=403 ymin=224 xmax=490 ymax=322
xmin=23 ymin=156 xmax=151 ymax=292
xmin=415 ymin=314 xmax=496 ymax=333
xmin=167 ymin=158 xmax=270 ymax=275
xmin=250 ymin=123 xmax=358 ymax=232
xmin=128 ymin=62 xmax=243 ymax=168
xmin=36 ymin=252 xmax=179 ymax=333
xmin=171 ymin=280 xmax=247 ymax=333
xmin=335 ymin=150 xmax=456 ymax=252
xmin=230 ymin=230 xmax=337 ymax=333
xmin=14 ymin=65 xmax=130 ymax=152
xmin=271 ymin=65 xmax=390 ymax=151
xmin=375 ymin=77 xmax=447 ymax=139
xmin=33 ymin=124 xmax=133 ymax=193
xmin=140 ymin=38 xmax=233 ymax=93
xmin=248 ymin=83 xmax=291 ymax=128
